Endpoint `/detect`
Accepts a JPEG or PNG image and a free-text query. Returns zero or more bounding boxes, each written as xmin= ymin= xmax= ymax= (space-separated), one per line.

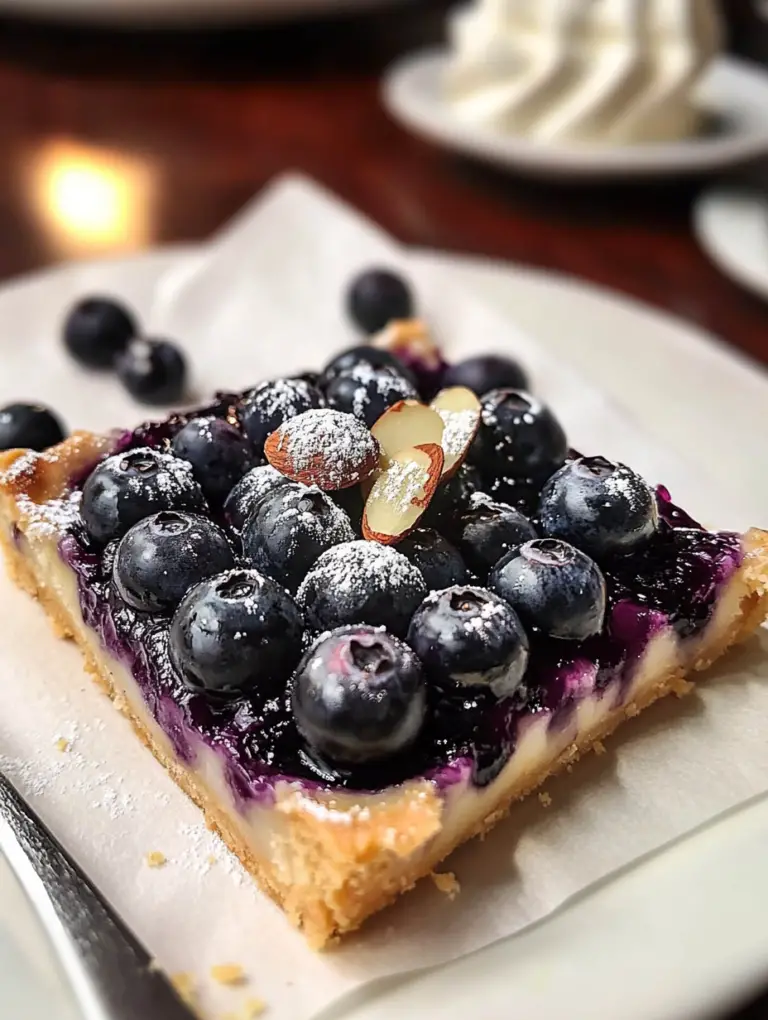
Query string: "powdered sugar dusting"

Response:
xmin=345 ymin=362 xmax=417 ymax=419
xmin=247 ymin=378 xmax=320 ymax=419
xmin=373 ymin=457 xmax=429 ymax=517
xmin=17 ymin=488 xmax=83 ymax=538
xmin=271 ymin=409 xmax=377 ymax=489
xmin=297 ymin=540 xmax=424 ymax=603
xmin=437 ymin=409 xmax=479 ymax=457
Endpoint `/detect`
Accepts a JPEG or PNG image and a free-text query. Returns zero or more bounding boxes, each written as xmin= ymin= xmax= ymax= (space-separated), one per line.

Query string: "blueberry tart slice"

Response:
xmin=1 ymin=369 xmax=767 ymax=949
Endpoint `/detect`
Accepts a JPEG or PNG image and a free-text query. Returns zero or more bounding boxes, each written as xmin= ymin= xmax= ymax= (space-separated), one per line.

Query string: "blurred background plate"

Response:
xmin=383 ymin=51 xmax=768 ymax=180
xmin=0 ymin=0 xmax=410 ymax=27
xmin=695 ymin=185 xmax=768 ymax=303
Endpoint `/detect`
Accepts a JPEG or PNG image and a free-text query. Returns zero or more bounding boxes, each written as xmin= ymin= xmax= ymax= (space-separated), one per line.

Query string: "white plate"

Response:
xmin=383 ymin=51 xmax=768 ymax=179
xmin=2 ymin=244 xmax=768 ymax=1020
xmin=0 ymin=0 xmax=405 ymax=26
xmin=695 ymin=186 xmax=768 ymax=303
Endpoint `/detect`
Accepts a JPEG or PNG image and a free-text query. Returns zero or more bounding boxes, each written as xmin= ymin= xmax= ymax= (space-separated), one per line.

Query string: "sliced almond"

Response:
xmin=371 ymin=399 xmax=445 ymax=472
xmin=362 ymin=443 xmax=444 ymax=545
xmin=430 ymin=386 xmax=482 ymax=479
xmin=265 ymin=408 xmax=379 ymax=491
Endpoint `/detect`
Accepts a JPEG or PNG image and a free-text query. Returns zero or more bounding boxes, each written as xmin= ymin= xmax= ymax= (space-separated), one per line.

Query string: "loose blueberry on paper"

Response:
xmin=63 ymin=296 xmax=137 ymax=369
xmin=0 ymin=403 xmax=66 ymax=452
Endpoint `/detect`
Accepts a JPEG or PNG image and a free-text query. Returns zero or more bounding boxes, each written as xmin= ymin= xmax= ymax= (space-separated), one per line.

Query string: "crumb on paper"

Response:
xmin=171 ymin=972 xmax=197 ymax=1009
xmin=211 ymin=963 xmax=247 ymax=986
xmin=54 ymin=737 xmax=70 ymax=753
xmin=207 ymin=854 xmax=218 ymax=866
xmin=538 ymin=791 xmax=552 ymax=808
xmin=593 ymin=739 xmax=606 ymax=756
xmin=146 ymin=851 xmax=167 ymax=868
xmin=431 ymin=871 xmax=460 ymax=899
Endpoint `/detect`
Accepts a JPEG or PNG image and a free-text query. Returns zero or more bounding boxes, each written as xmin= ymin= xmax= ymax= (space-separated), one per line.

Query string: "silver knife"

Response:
xmin=0 ymin=772 xmax=195 ymax=1020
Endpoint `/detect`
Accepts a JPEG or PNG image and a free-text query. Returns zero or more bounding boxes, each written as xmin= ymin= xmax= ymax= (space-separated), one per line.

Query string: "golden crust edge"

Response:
xmin=2 ymin=442 xmax=768 ymax=947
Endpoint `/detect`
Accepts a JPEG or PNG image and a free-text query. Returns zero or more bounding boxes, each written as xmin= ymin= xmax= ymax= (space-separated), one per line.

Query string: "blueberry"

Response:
xmin=539 ymin=456 xmax=659 ymax=559
xmin=457 ymin=496 xmax=537 ymax=579
xmin=81 ymin=447 xmax=206 ymax=544
xmin=407 ymin=586 xmax=529 ymax=700
xmin=471 ymin=390 xmax=567 ymax=480
xmin=329 ymin=485 xmax=365 ymax=535
xmin=398 ymin=529 xmax=469 ymax=591
xmin=113 ymin=511 xmax=234 ymax=613
xmin=169 ymin=568 xmax=304 ymax=698
xmin=224 ymin=465 xmax=291 ymax=538
xmin=240 ymin=378 xmax=324 ymax=457
xmin=421 ymin=463 xmax=482 ymax=537
xmin=116 ymin=338 xmax=187 ymax=406
xmin=297 ymin=540 xmax=426 ymax=637
xmin=242 ymin=483 xmax=355 ymax=591
xmin=292 ymin=625 xmax=427 ymax=764
xmin=482 ymin=474 xmax=542 ymax=519
xmin=442 ymin=355 xmax=529 ymax=397
xmin=171 ymin=416 xmax=254 ymax=506
xmin=0 ymin=403 xmax=66 ymax=451
xmin=319 ymin=345 xmax=417 ymax=391
xmin=325 ymin=363 xmax=417 ymax=429
xmin=346 ymin=268 xmax=414 ymax=334
xmin=489 ymin=538 xmax=606 ymax=641
xmin=63 ymin=296 xmax=137 ymax=369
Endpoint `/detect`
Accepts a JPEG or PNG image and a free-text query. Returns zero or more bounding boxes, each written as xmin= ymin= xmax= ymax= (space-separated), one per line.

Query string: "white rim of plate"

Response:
xmin=383 ymin=50 xmax=768 ymax=179
xmin=694 ymin=185 xmax=768 ymax=303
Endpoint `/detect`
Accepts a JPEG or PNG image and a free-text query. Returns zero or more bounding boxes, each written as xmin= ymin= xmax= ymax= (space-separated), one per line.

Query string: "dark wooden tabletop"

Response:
xmin=0 ymin=2 xmax=767 ymax=1017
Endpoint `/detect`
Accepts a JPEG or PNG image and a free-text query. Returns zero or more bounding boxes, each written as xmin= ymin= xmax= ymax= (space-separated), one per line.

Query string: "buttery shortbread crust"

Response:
xmin=2 ymin=436 xmax=767 ymax=947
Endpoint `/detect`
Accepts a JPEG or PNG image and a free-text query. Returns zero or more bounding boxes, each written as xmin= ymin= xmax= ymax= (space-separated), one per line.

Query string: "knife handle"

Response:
xmin=0 ymin=773 xmax=194 ymax=1020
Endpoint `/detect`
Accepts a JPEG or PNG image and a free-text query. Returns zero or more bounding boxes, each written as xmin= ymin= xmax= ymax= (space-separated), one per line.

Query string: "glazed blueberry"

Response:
xmin=113 ymin=511 xmax=234 ymax=613
xmin=0 ymin=403 xmax=66 ymax=451
xmin=471 ymin=390 xmax=567 ymax=480
xmin=407 ymin=586 xmax=529 ymax=700
xmin=242 ymin=483 xmax=355 ymax=591
xmin=346 ymin=268 xmax=414 ymax=334
xmin=297 ymin=540 xmax=426 ymax=637
xmin=116 ymin=338 xmax=187 ymax=406
xmin=63 ymin=296 xmax=137 ymax=369
xmin=292 ymin=626 xmax=427 ymax=764
xmin=171 ymin=416 xmax=254 ymax=506
xmin=539 ymin=456 xmax=659 ymax=559
xmin=240 ymin=378 xmax=324 ymax=456
xmin=329 ymin=484 xmax=365 ymax=535
xmin=457 ymin=497 xmax=537 ymax=579
xmin=319 ymin=344 xmax=418 ymax=390
xmin=224 ymin=465 xmax=291 ymax=537
xmin=324 ymin=363 xmax=418 ymax=429
xmin=398 ymin=529 xmax=469 ymax=591
xmin=169 ymin=568 xmax=304 ymax=698
xmin=421 ymin=463 xmax=482 ymax=537
xmin=489 ymin=538 xmax=606 ymax=641
xmin=482 ymin=474 xmax=542 ymax=519
xmin=81 ymin=447 xmax=207 ymax=544
xmin=442 ymin=354 xmax=529 ymax=397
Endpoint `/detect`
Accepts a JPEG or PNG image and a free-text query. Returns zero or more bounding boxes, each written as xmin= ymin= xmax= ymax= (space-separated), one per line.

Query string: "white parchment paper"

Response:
xmin=1 ymin=175 xmax=766 ymax=1020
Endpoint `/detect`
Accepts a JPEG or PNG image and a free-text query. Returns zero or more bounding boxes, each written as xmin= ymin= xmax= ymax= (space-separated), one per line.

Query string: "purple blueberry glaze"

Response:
xmin=59 ymin=404 xmax=743 ymax=805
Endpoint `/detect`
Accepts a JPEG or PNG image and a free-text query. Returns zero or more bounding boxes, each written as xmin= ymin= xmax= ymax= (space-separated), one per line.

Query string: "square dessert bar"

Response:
xmin=1 ymin=289 xmax=767 ymax=947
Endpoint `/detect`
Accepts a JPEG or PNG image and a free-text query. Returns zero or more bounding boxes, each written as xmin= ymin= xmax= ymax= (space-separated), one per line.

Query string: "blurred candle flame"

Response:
xmin=30 ymin=140 xmax=155 ymax=256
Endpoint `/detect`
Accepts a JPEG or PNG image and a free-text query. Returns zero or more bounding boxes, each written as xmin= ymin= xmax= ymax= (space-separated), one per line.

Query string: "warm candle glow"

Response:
xmin=29 ymin=140 xmax=155 ymax=256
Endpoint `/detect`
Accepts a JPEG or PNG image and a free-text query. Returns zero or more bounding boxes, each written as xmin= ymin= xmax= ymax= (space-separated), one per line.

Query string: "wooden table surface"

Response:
xmin=0 ymin=3 xmax=767 ymax=1017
